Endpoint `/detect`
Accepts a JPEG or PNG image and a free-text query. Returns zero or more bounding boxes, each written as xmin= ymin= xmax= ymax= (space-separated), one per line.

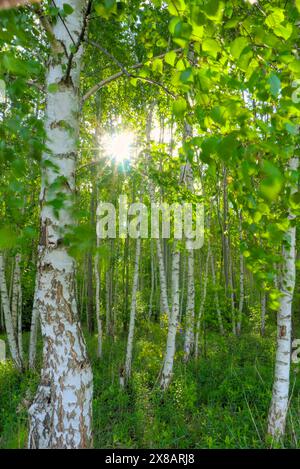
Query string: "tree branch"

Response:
xmin=82 ymin=48 xmax=182 ymax=103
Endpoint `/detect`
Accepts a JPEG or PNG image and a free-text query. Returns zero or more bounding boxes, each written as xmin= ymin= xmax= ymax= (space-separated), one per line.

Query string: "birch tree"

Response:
xmin=160 ymin=244 xmax=180 ymax=390
xmin=267 ymin=157 xmax=299 ymax=441
xmin=28 ymin=0 xmax=93 ymax=448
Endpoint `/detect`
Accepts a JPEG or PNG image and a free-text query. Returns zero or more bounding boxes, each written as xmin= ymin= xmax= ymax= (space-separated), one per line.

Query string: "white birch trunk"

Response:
xmin=195 ymin=247 xmax=210 ymax=360
xmin=148 ymin=239 xmax=155 ymax=319
xmin=179 ymin=252 xmax=186 ymax=322
xmin=145 ymin=107 xmax=170 ymax=319
xmin=236 ymin=212 xmax=244 ymax=336
xmin=123 ymin=236 xmax=141 ymax=384
xmin=105 ymin=269 xmax=111 ymax=335
xmin=260 ymin=289 xmax=266 ymax=337
xmin=156 ymin=238 xmax=170 ymax=318
xmin=0 ymin=253 xmax=23 ymax=371
xmin=28 ymin=0 xmax=93 ymax=448
xmin=11 ymin=254 xmax=20 ymax=332
xmin=94 ymin=237 xmax=102 ymax=359
xmin=267 ymin=156 xmax=298 ymax=440
xmin=17 ymin=259 xmax=23 ymax=362
xmin=183 ymin=248 xmax=195 ymax=362
xmin=183 ymin=159 xmax=195 ymax=362
xmin=29 ymin=273 xmax=39 ymax=370
xmin=160 ymin=245 xmax=180 ymax=390
xmin=210 ymin=251 xmax=224 ymax=335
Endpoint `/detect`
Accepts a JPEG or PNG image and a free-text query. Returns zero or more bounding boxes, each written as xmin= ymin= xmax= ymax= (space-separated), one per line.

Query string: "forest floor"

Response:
xmin=1 ymin=322 xmax=300 ymax=449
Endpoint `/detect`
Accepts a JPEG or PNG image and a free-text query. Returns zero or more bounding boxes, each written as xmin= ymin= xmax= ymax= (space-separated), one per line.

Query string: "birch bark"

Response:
xmin=0 ymin=253 xmax=23 ymax=371
xmin=160 ymin=245 xmax=180 ymax=390
xmin=28 ymin=0 xmax=93 ymax=448
xmin=123 ymin=236 xmax=141 ymax=383
xmin=267 ymin=156 xmax=298 ymax=440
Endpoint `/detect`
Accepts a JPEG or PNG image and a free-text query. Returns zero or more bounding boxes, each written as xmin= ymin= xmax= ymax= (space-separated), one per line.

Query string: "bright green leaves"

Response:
xmin=230 ymin=37 xmax=249 ymax=60
xmin=164 ymin=50 xmax=177 ymax=67
xmin=167 ymin=0 xmax=186 ymax=16
xmin=0 ymin=227 xmax=17 ymax=249
xmin=1 ymin=53 xmax=41 ymax=78
xmin=265 ymin=7 xmax=293 ymax=40
xmin=202 ymin=38 xmax=221 ymax=58
xmin=265 ymin=8 xmax=285 ymax=28
xmin=229 ymin=36 xmax=253 ymax=71
xmin=62 ymin=3 xmax=74 ymax=16
xmin=48 ymin=83 xmax=59 ymax=93
xmin=296 ymin=0 xmax=300 ymax=13
xmin=152 ymin=58 xmax=163 ymax=74
xmin=260 ymin=161 xmax=283 ymax=201
xmin=172 ymin=97 xmax=187 ymax=117
xmin=210 ymin=105 xmax=227 ymax=126
xmin=203 ymin=0 xmax=225 ymax=23
xmin=288 ymin=60 xmax=300 ymax=77
xmin=180 ymin=67 xmax=193 ymax=84
xmin=95 ymin=0 xmax=124 ymax=20
xmin=168 ymin=16 xmax=192 ymax=47
xmin=268 ymin=73 xmax=281 ymax=98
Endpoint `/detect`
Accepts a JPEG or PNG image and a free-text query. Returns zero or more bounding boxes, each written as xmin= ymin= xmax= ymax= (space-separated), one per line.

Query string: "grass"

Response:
xmin=1 ymin=322 xmax=300 ymax=449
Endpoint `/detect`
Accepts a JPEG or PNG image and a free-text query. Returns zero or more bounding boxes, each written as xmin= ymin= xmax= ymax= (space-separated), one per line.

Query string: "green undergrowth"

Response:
xmin=1 ymin=325 xmax=300 ymax=448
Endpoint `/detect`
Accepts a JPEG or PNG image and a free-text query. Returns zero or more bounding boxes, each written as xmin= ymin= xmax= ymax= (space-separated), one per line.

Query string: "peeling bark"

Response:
xmin=0 ymin=253 xmax=23 ymax=371
xmin=28 ymin=0 xmax=93 ymax=449
xmin=160 ymin=244 xmax=180 ymax=390
xmin=124 ymin=236 xmax=141 ymax=384
xmin=267 ymin=157 xmax=298 ymax=441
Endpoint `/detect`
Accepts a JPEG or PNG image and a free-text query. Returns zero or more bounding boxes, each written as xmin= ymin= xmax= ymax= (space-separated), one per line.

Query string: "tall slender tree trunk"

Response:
xmin=184 ymin=247 xmax=195 ymax=362
xmin=29 ymin=272 xmax=39 ymax=370
xmin=260 ymin=289 xmax=266 ymax=337
xmin=149 ymin=239 xmax=155 ymax=319
xmin=123 ymin=236 xmax=141 ymax=384
xmin=0 ymin=253 xmax=23 ymax=371
xmin=94 ymin=237 xmax=102 ymax=358
xmin=28 ymin=1 xmax=93 ymax=448
xmin=267 ymin=156 xmax=298 ymax=441
xmin=160 ymin=245 xmax=180 ymax=390
xmin=17 ymin=258 xmax=23 ymax=362
xmin=179 ymin=251 xmax=186 ymax=323
xmin=105 ymin=268 xmax=111 ymax=335
xmin=86 ymin=252 xmax=94 ymax=334
xmin=11 ymin=254 xmax=20 ymax=332
xmin=236 ymin=212 xmax=244 ymax=336
xmin=195 ymin=247 xmax=210 ymax=360
xmin=145 ymin=107 xmax=170 ymax=319
xmin=210 ymin=251 xmax=224 ymax=335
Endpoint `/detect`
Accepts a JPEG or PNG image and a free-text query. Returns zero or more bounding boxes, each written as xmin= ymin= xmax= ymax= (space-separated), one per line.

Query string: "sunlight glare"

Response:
xmin=103 ymin=131 xmax=135 ymax=163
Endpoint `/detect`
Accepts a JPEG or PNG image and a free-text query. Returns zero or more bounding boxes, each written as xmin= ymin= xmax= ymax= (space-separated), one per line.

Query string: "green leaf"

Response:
xmin=210 ymin=106 xmax=227 ymax=126
xmin=180 ymin=67 xmax=193 ymax=83
xmin=285 ymin=122 xmax=299 ymax=135
xmin=268 ymin=73 xmax=281 ymax=97
xmin=265 ymin=8 xmax=285 ymax=29
xmin=167 ymin=0 xmax=186 ymax=16
xmin=202 ymin=38 xmax=221 ymax=58
xmin=288 ymin=60 xmax=300 ymax=74
xmin=48 ymin=83 xmax=59 ymax=93
xmin=260 ymin=161 xmax=283 ymax=201
xmin=164 ymin=50 xmax=177 ymax=67
xmin=273 ymin=23 xmax=293 ymax=40
xmin=203 ymin=0 xmax=225 ymax=23
xmin=173 ymin=97 xmax=187 ymax=117
xmin=0 ymin=227 xmax=17 ymax=249
xmin=152 ymin=58 xmax=163 ymax=74
xmin=230 ymin=37 xmax=249 ymax=59
xmin=63 ymin=3 xmax=74 ymax=15
xmin=296 ymin=0 xmax=300 ymax=13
